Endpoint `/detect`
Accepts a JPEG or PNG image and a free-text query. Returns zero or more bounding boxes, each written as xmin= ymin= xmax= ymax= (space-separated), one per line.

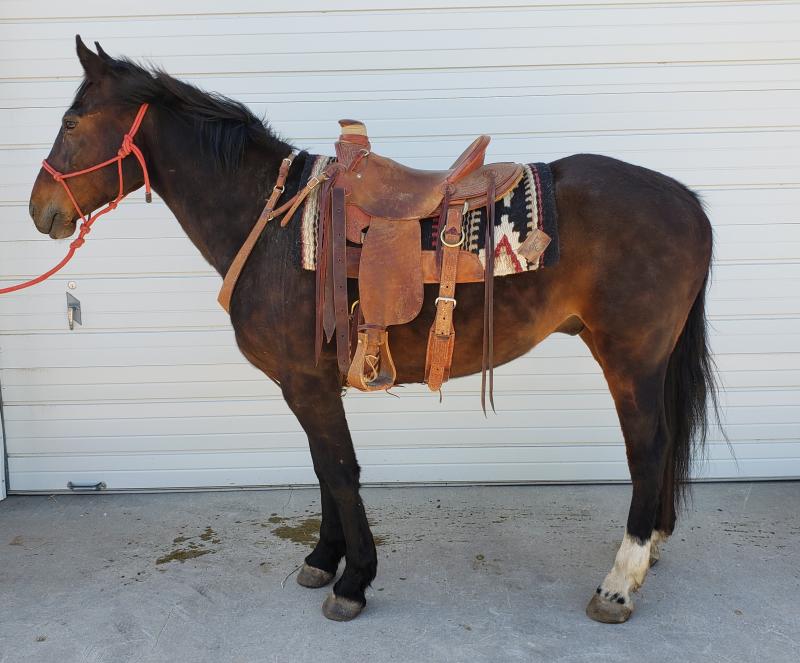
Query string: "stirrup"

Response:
xmin=347 ymin=327 xmax=396 ymax=391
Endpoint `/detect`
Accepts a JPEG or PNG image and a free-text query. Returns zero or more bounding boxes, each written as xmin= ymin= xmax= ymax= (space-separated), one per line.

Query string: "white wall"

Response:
xmin=0 ymin=1 xmax=798 ymax=491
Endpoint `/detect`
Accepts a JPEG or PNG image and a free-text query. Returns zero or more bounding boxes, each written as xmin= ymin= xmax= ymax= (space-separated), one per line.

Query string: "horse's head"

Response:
xmin=29 ymin=36 xmax=149 ymax=239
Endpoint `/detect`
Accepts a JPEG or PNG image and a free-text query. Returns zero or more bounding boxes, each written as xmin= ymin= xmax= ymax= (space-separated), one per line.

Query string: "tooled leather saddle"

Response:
xmin=219 ymin=120 xmax=544 ymax=407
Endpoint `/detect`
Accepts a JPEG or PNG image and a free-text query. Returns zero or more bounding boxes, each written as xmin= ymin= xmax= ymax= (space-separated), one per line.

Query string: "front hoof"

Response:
xmin=322 ymin=592 xmax=365 ymax=622
xmin=297 ymin=563 xmax=334 ymax=588
xmin=586 ymin=592 xmax=633 ymax=624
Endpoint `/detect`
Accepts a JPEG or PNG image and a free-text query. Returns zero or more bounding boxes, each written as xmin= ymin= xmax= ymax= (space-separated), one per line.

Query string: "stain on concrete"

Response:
xmin=267 ymin=514 xmax=387 ymax=548
xmin=271 ymin=517 xmax=321 ymax=547
xmin=199 ymin=527 xmax=217 ymax=542
xmin=160 ymin=526 xmax=220 ymax=564
xmin=9 ymin=536 xmax=24 ymax=546
xmin=156 ymin=548 xmax=213 ymax=565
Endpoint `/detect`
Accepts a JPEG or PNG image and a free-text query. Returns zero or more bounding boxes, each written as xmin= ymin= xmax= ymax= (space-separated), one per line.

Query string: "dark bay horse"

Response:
xmin=27 ymin=38 xmax=717 ymax=623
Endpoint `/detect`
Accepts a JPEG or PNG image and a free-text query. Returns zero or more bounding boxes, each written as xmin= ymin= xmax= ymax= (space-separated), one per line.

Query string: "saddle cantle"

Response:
xmin=219 ymin=119 xmax=549 ymax=408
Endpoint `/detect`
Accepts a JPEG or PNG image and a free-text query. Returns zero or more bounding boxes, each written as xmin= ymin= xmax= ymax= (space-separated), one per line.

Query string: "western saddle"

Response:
xmin=219 ymin=120 xmax=547 ymax=407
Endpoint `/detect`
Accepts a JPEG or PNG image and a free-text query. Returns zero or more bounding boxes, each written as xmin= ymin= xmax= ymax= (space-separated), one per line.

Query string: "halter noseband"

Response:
xmin=0 ymin=103 xmax=151 ymax=295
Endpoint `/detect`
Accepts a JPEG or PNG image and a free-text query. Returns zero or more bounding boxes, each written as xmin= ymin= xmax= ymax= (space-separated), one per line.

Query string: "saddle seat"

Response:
xmin=334 ymin=120 xmax=490 ymax=223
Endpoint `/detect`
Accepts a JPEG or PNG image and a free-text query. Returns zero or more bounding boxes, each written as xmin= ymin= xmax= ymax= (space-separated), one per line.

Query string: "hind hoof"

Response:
xmin=297 ymin=564 xmax=334 ymax=588
xmin=586 ymin=593 xmax=633 ymax=624
xmin=322 ymin=592 xmax=364 ymax=621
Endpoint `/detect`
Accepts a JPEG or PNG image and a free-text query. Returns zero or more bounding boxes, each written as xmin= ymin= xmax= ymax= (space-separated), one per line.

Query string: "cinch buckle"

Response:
xmin=435 ymin=296 xmax=457 ymax=309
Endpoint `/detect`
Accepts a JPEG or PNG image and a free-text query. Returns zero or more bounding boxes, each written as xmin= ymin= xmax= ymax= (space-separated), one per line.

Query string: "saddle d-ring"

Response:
xmin=440 ymin=227 xmax=465 ymax=248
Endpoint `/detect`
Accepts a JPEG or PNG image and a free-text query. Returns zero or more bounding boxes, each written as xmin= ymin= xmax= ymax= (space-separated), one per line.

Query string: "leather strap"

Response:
xmin=276 ymin=165 xmax=336 ymax=227
xmin=218 ymin=151 xmax=296 ymax=312
xmin=425 ymin=197 xmax=463 ymax=391
xmin=331 ymin=186 xmax=351 ymax=375
xmin=315 ymin=176 xmax=335 ymax=364
xmin=481 ymin=172 xmax=496 ymax=414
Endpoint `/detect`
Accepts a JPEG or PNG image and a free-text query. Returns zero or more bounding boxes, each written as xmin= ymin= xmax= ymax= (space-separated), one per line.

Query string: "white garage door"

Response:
xmin=1 ymin=1 xmax=798 ymax=493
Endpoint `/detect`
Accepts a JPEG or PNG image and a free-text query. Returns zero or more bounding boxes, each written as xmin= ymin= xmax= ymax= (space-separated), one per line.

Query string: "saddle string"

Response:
xmin=0 ymin=103 xmax=151 ymax=296
xmin=481 ymin=172 xmax=497 ymax=414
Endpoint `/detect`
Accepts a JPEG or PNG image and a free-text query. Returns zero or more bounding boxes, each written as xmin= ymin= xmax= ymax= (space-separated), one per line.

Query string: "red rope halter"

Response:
xmin=0 ymin=103 xmax=151 ymax=295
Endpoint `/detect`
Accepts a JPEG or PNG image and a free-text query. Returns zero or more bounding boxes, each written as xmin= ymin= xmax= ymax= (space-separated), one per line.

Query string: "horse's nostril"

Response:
xmin=30 ymin=202 xmax=64 ymax=235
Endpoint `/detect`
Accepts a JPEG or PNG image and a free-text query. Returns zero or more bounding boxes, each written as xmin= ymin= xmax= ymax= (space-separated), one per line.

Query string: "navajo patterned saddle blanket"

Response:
xmin=292 ymin=155 xmax=560 ymax=276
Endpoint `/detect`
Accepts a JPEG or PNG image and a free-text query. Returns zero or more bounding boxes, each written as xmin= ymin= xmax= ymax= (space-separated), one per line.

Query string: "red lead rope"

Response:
xmin=0 ymin=103 xmax=151 ymax=295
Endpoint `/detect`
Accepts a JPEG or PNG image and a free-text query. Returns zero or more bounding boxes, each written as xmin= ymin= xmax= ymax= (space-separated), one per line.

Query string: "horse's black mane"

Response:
xmin=73 ymin=57 xmax=289 ymax=172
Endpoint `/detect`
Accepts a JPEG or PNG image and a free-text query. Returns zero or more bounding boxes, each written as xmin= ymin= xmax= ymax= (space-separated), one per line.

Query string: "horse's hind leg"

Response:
xmin=649 ymin=450 xmax=677 ymax=566
xmin=581 ymin=328 xmax=674 ymax=624
xmin=281 ymin=369 xmax=377 ymax=621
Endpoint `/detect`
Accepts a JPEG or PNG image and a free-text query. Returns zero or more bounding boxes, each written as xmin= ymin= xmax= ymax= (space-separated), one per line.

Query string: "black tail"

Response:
xmin=663 ymin=273 xmax=720 ymax=511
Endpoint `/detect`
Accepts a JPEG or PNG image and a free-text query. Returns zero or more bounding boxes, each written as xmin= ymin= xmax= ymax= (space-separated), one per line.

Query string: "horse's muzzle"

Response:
xmin=29 ymin=199 xmax=75 ymax=238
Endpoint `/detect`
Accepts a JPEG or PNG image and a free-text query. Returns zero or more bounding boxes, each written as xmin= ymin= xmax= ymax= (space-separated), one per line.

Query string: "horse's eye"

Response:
xmin=63 ymin=118 xmax=78 ymax=131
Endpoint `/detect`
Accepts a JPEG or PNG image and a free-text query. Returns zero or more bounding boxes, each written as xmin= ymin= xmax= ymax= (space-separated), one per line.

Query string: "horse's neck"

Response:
xmin=142 ymin=110 xmax=292 ymax=277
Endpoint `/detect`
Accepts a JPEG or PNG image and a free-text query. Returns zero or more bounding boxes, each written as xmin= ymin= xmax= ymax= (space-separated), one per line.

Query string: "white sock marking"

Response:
xmin=598 ymin=532 xmax=652 ymax=605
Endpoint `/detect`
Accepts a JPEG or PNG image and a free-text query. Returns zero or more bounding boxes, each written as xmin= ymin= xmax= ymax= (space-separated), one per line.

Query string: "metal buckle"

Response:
xmin=435 ymin=296 xmax=457 ymax=309
xmin=273 ymin=185 xmax=285 ymax=194
xmin=440 ymin=227 xmax=465 ymax=248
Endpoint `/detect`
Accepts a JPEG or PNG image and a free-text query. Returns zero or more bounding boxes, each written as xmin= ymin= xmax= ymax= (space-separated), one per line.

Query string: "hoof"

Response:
xmin=297 ymin=563 xmax=334 ymax=588
xmin=322 ymin=592 xmax=364 ymax=622
xmin=586 ymin=592 xmax=633 ymax=624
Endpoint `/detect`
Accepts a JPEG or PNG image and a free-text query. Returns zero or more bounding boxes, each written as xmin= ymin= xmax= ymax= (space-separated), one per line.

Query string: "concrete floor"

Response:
xmin=0 ymin=482 xmax=798 ymax=663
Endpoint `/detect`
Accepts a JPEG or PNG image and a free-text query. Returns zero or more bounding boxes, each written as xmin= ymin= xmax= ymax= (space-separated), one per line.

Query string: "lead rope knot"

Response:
xmin=69 ymin=222 xmax=91 ymax=249
xmin=118 ymin=134 xmax=134 ymax=158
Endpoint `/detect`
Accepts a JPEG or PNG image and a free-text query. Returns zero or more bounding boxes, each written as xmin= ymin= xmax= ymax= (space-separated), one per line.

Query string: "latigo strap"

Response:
xmin=424 ymin=195 xmax=464 ymax=391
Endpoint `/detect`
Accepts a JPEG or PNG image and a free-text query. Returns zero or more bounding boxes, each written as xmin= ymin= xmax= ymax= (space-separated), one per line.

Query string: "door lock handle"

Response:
xmin=66 ymin=292 xmax=82 ymax=330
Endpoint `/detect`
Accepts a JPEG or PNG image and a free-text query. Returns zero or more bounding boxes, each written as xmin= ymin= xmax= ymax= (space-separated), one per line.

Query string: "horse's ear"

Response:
xmin=95 ymin=41 xmax=113 ymax=62
xmin=75 ymin=34 xmax=108 ymax=80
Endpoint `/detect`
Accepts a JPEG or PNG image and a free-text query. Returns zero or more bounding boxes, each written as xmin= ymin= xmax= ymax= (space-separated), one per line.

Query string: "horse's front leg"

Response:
xmin=281 ymin=370 xmax=377 ymax=621
xmin=295 ymin=479 xmax=345 ymax=589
